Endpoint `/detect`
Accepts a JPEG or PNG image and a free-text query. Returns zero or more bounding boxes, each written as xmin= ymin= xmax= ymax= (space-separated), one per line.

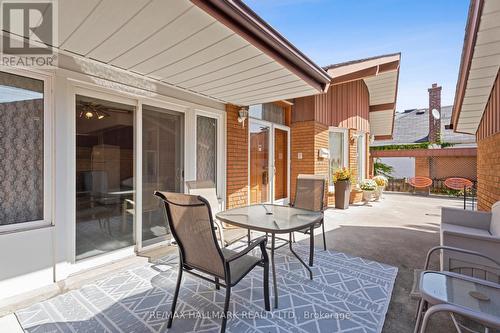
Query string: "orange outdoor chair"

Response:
xmin=408 ymin=177 xmax=433 ymax=194
xmin=444 ymin=177 xmax=474 ymax=209
xmin=444 ymin=177 xmax=473 ymax=191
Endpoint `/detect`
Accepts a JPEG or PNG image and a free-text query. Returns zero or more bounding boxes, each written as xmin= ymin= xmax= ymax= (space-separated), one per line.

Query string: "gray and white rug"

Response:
xmin=16 ymin=244 xmax=397 ymax=333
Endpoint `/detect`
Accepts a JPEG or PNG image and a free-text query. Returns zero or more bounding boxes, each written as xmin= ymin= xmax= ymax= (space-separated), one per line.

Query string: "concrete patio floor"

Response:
xmin=312 ymin=192 xmax=468 ymax=333
xmin=0 ymin=192 xmax=484 ymax=332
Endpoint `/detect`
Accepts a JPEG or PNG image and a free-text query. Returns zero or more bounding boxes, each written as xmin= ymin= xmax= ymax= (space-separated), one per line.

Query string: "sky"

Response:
xmin=243 ymin=0 xmax=469 ymax=112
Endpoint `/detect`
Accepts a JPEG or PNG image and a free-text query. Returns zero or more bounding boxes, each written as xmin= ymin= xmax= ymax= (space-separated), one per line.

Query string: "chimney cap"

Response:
xmin=428 ymin=83 xmax=442 ymax=92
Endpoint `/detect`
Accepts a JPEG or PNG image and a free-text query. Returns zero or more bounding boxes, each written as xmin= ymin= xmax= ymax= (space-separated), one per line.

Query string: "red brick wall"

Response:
xmin=226 ymin=104 xmax=248 ymax=208
xmin=415 ymin=157 xmax=430 ymax=177
xmin=477 ymin=132 xmax=500 ymax=211
xmin=290 ymin=121 xmax=316 ymax=201
xmin=290 ymin=121 xmax=367 ymax=207
xmin=428 ymin=83 xmax=442 ymax=143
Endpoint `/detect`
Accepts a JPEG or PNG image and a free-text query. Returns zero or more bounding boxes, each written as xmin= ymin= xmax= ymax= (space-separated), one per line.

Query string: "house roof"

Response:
xmin=323 ymin=53 xmax=401 ymax=72
xmin=451 ymin=0 xmax=500 ymax=134
xmin=372 ymin=106 xmax=477 ymax=147
xmin=324 ymin=53 xmax=401 ymax=139
xmin=1 ymin=0 xmax=331 ymax=106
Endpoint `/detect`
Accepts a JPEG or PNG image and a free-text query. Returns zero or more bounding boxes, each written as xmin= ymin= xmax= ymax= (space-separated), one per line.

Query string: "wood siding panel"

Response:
xmin=292 ymin=95 xmax=315 ymax=122
xmin=477 ymin=70 xmax=500 ymax=140
xmin=293 ymin=80 xmax=370 ymax=132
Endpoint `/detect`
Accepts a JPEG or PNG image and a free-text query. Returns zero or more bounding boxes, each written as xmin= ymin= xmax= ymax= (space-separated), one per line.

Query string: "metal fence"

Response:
xmin=386 ymin=178 xmax=477 ymax=209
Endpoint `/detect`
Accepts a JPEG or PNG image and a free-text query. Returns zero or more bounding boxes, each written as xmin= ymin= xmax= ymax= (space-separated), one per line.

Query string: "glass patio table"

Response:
xmin=415 ymin=271 xmax=500 ymax=332
xmin=216 ymin=204 xmax=323 ymax=308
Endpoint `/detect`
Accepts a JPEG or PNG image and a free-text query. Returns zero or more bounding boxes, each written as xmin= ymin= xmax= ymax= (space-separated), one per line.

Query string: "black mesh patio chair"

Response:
xmin=290 ymin=174 xmax=327 ymax=266
xmin=154 ymin=191 xmax=270 ymax=333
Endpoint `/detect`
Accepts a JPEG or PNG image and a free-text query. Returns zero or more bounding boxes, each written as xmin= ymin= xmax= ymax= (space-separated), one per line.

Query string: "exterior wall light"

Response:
xmin=238 ymin=107 xmax=248 ymax=128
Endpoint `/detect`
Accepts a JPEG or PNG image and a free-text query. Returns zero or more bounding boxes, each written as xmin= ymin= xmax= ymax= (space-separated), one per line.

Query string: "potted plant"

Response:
xmin=360 ymin=179 xmax=377 ymax=202
xmin=373 ymin=175 xmax=388 ymax=200
xmin=333 ymin=167 xmax=352 ymax=209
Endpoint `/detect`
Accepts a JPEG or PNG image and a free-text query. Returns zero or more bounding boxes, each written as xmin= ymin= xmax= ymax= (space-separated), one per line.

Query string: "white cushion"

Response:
xmin=442 ymin=223 xmax=492 ymax=237
xmin=490 ymin=201 xmax=500 ymax=236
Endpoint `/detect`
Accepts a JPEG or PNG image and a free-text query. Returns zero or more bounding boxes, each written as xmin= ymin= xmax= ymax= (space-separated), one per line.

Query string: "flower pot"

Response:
xmin=362 ymin=190 xmax=374 ymax=202
xmin=334 ymin=180 xmax=351 ymax=209
xmin=374 ymin=186 xmax=384 ymax=201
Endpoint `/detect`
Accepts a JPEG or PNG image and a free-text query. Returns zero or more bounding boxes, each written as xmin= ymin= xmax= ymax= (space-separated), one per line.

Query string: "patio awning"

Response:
xmin=1 ymin=0 xmax=330 ymax=106
xmin=325 ymin=53 xmax=401 ymax=140
xmin=451 ymin=0 xmax=500 ymax=134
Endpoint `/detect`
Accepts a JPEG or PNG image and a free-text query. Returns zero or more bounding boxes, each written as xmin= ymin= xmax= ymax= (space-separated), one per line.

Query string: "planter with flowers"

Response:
xmin=373 ymin=175 xmax=388 ymax=200
xmin=333 ymin=168 xmax=352 ymax=209
xmin=360 ymin=179 xmax=378 ymax=202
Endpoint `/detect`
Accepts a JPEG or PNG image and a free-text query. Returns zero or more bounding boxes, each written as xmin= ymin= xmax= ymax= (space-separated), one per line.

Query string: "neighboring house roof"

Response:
xmin=451 ymin=0 xmax=500 ymax=134
xmin=0 ymin=0 xmax=331 ymax=106
xmin=324 ymin=53 xmax=401 ymax=139
xmin=372 ymin=106 xmax=477 ymax=147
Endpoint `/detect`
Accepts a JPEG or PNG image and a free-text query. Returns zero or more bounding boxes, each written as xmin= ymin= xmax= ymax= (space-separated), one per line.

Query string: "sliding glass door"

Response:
xmin=75 ymin=95 xmax=135 ymax=261
xmin=141 ymin=105 xmax=184 ymax=247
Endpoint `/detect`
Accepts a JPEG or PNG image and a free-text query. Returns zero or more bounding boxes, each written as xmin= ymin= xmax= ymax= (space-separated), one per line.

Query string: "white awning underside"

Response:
xmin=457 ymin=0 xmax=500 ymax=134
xmin=5 ymin=0 xmax=321 ymax=106
xmin=365 ymin=71 xmax=398 ymax=137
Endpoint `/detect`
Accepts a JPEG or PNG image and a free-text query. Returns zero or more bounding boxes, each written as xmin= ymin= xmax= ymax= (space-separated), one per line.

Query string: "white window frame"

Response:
xmin=0 ymin=67 xmax=53 ymax=233
xmin=357 ymin=132 xmax=367 ymax=183
xmin=194 ymin=110 xmax=224 ymax=198
xmin=328 ymin=127 xmax=349 ymax=192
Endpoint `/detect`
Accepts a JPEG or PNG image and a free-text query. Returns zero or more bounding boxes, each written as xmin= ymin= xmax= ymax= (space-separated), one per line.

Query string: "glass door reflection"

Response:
xmin=75 ymin=95 xmax=135 ymax=261
xmin=274 ymin=128 xmax=288 ymax=202
xmin=250 ymin=122 xmax=270 ymax=204
xmin=142 ymin=105 xmax=184 ymax=247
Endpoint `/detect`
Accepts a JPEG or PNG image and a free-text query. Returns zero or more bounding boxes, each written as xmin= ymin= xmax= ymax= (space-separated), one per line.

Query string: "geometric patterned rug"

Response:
xmin=16 ymin=243 xmax=397 ymax=333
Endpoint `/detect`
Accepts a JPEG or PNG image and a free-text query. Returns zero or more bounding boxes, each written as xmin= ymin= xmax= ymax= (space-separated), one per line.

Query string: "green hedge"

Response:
xmin=370 ymin=141 xmax=455 ymax=151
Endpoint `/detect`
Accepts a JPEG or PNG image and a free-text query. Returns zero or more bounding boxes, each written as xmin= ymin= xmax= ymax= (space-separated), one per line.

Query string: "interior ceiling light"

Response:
xmin=77 ymin=102 xmax=111 ymax=120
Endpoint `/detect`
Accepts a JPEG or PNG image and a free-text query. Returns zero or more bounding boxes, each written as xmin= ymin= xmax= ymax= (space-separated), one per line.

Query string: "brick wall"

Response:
xmin=290 ymin=121 xmax=367 ymax=207
xmin=428 ymin=83 xmax=442 ymax=143
xmin=415 ymin=157 xmax=430 ymax=177
xmin=289 ymin=120 xmax=330 ymax=203
xmin=290 ymin=121 xmax=316 ymax=201
xmin=477 ymin=132 xmax=500 ymax=211
xmin=226 ymin=104 xmax=248 ymax=208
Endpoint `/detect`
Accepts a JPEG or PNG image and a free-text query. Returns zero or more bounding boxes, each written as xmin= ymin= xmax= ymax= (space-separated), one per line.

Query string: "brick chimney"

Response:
xmin=428 ymin=83 xmax=442 ymax=143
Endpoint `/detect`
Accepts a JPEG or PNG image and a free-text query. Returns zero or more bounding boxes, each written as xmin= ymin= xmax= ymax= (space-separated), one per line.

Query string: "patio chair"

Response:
xmin=154 ymin=191 xmax=270 ymax=333
xmin=408 ymin=176 xmax=433 ymax=195
xmin=290 ymin=174 xmax=327 ymax=266
xmin=444 ymin=177 xmax=475 ymax=210
xmin=413 ymin=246 xmax=500 ymax=333
xmin=185 ymin=180 xmax=250 ymax=247
xmin=441 ymin=202 xmax=500 ymax=276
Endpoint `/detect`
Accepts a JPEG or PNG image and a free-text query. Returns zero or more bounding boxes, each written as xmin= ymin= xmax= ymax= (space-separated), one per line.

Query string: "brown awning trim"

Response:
xmin=374 ymin=135 xmax=393 ymax=141
xmin=191 ymin=0 xmax=331 ymax=94
xmin=370 ymin=103 xmax=395 ymax=112
xmin=451 ymin=0 xmax=484 ymax=129
xmin=330 ymin=60 xmax=399 ymax=85
xmin=370 ymin=147 xmax=477 ymax=158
